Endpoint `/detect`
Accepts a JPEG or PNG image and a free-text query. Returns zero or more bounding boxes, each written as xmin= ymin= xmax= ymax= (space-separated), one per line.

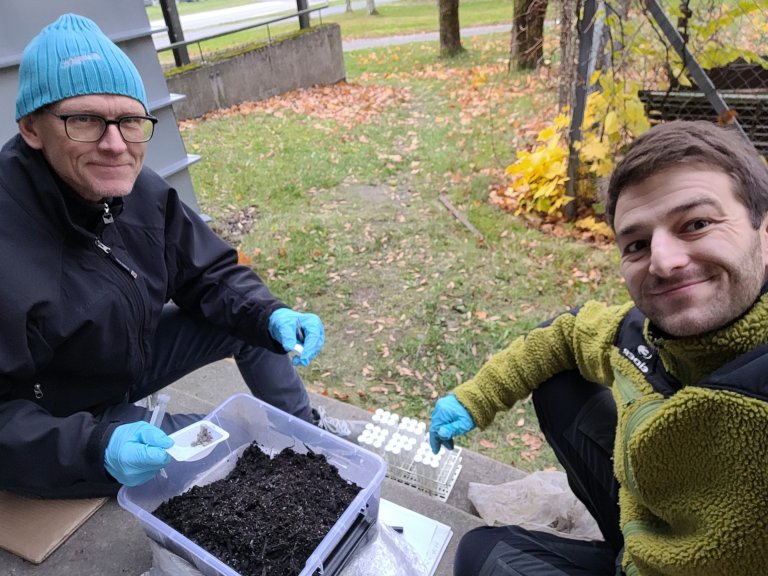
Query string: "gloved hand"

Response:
xmin=268 ymin=308 xmax=325 ymax=367
xmin=429 ymin=394 xmax=476 ymax=454
xmin=104 ymin=421 xmax=173 ymax=486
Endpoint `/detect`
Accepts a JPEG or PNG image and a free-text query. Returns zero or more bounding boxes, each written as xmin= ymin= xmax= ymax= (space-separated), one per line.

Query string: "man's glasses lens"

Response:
xmin=52 ymin=112 xmax=157 ymax=143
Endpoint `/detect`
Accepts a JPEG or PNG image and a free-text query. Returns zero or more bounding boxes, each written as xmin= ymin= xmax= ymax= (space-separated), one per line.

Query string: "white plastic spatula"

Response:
xmin=166 ymin=420 xmax=230 ymax=462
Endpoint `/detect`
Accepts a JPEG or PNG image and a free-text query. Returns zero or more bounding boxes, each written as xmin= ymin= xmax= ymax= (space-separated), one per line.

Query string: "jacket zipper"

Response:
xmin=615 ymin=371 xmax=665 ymax=494
xmin=94 ymin=239 xmax=137 ymax=278
xmin=621 ymin=520 xmax=654 ymax=576
xmin=92 ymin=237 xmax=146 ymax=370
xmin=623 ymin=398 xmax=665 ymax=493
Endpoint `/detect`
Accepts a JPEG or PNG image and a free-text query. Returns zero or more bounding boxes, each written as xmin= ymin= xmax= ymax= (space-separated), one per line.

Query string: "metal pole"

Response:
xmin=297 ymin=0 xmax=310 ymax=29
xmin=159 ymin=0 xmax=190 ymax=66
xmin=644 ymin=0 xmax=752 ymax=145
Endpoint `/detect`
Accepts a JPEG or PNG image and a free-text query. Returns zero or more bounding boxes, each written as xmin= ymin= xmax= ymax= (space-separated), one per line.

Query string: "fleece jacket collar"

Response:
xmin=644 ymin=288 xmax=768 ymax=387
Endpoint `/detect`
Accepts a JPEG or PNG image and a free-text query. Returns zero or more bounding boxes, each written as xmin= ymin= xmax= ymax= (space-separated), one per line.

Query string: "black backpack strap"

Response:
xmin=700 ymin=343 xmax=768 ymax=402
xmin=613 ymin=308 xmax=681 ymax=397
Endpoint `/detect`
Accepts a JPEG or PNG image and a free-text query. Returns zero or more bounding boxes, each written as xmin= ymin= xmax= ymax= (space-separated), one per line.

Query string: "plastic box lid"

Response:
xmin=118 ymin=393 xmax=387 ymax=576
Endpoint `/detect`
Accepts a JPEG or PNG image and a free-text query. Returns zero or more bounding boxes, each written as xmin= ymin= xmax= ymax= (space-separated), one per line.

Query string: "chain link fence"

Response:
xmin=625 ymin=0 xmax=768 ymax=154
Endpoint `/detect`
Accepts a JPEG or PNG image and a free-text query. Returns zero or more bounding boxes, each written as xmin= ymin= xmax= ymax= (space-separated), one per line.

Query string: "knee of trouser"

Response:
xmin=453 ymin=526 xmax=516 ymax=576
xmin=532 ymin=370 xmax=582 ymax=410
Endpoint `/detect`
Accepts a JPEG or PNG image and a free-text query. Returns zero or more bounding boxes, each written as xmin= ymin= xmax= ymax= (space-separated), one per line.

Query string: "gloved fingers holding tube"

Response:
xmin=268 ymin=308 xmax=325 ymax=367
xmin=104 ymin=421 xmax=174 ymax=486
xmin=428 ymin=394 xmax=476 ymax=454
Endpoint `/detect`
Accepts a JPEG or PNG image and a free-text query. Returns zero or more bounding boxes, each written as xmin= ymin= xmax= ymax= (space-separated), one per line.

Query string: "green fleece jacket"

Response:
xmin=453 ymin=296 xmax=768 ymax=576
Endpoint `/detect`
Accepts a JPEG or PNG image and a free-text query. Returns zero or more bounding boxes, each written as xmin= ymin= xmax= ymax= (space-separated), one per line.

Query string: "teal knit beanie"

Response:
xmin=15 ymin=13 xmax=148 ymax=121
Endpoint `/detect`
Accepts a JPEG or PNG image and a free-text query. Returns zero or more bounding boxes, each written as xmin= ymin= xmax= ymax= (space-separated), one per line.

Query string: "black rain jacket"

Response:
xmin=0 ymin=134 xmax=286 ymax=498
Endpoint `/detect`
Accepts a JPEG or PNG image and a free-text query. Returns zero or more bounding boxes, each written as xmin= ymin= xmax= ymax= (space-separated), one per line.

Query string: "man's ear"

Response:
xmin=18 ymin=114 xmax=44 ymax=150
xmin=760 ymin=213 xmax=768 ymax=268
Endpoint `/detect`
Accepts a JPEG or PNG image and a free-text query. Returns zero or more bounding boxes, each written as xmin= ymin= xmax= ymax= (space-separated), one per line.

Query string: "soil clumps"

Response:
xmin=154 ymin=443 xmax=361 ymax=575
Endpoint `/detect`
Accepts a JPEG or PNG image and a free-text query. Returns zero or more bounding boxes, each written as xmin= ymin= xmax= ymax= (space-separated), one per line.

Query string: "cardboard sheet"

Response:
xmin=0 ymin=490 xmax=107 ymax=564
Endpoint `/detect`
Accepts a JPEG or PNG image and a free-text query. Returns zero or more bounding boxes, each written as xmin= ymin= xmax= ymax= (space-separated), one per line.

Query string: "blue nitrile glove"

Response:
xmin=268 ymin=308 xmax=325 ymax=367
xmin=104 ymin=421 xmax=173 ymax=486
xmin=429 ymin=394 xmax=476 ymax=454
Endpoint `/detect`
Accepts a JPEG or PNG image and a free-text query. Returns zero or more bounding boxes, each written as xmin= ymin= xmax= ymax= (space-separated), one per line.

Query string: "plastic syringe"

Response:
xmin=149 ymin=393 xmax=170 ymax=478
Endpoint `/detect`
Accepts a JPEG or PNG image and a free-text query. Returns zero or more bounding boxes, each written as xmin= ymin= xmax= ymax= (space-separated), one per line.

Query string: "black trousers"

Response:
xmin=453 ymin=371 xmax=623 ymax=576
xmin=98 ymin=303 xmax=313 ymax=433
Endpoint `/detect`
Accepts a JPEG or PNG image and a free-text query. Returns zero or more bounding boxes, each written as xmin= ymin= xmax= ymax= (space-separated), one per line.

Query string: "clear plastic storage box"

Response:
xmin=118 ymin=393 xmax=387 ymax=576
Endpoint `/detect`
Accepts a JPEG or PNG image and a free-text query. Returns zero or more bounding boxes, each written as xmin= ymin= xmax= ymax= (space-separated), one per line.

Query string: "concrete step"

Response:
xmin=308 ymin=387 xmax=529 ymax=575
xmin=0 ymin=360 xmax=528 ymax=576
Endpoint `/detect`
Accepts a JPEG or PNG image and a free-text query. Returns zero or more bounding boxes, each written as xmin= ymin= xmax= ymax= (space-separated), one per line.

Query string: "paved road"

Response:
xmin=152 ymin=0 xmax=397 ymax=49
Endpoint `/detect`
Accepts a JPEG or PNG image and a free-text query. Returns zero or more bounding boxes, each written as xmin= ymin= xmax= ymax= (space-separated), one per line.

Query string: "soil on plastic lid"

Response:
xmin=153 ymin=442 xmax=362 ymax=576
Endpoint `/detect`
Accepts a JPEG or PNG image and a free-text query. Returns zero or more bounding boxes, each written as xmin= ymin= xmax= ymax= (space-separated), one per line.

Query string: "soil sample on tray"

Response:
xmin=154 ymin=442 xmax=362 ymax=576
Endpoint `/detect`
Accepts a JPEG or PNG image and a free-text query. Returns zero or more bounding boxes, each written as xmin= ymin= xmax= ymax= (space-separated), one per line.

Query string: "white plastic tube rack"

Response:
xmin=356 ymin=409 xmax=463 ymax=502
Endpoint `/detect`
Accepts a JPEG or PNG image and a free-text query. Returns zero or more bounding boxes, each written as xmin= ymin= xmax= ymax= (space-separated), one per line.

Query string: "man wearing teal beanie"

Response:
xmin=0 ymin=14 xmax=347 ymax=498
xmin=15 ymin=13 xmax=149 ymax=121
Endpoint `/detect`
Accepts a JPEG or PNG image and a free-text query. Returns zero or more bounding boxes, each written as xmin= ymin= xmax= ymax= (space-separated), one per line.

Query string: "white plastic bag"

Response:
xmin=140 ymin=539 xmax=203 ymax=576
xmin=340 ymin=522 xmax=428 ymax=576
xmin=142 ymin=521 xmax=428 ymax=576
xmin=468 ymin=470 xmax=603 ymax=540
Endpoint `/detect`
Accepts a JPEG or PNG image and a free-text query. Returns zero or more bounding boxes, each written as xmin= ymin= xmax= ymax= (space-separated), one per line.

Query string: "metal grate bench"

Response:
xmin=639 ymin=89 xmax=768 ymax=156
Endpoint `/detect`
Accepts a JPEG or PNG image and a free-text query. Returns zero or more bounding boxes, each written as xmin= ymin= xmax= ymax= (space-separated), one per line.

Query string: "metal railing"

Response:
xmin=156 ymin=5 xmax=329 ymax=64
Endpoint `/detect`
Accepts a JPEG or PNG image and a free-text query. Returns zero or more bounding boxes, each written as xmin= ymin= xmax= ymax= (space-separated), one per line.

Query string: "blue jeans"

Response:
xmin=101 ymin=303 xmax=313 ymax=433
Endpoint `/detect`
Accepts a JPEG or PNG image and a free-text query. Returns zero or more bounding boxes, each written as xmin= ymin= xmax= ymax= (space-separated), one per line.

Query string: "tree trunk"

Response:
xmin=510 ymin=0 xmax=549 ymax=70
xmin=558 ymin=0 xmax=578 ymax=111
xmin=439 ymin=0 xmax=464 ymax=57
xmin=345 ymin=0 xmax=353 ymax=12
xmin=366 ymin=0 xmax=379 ymax=15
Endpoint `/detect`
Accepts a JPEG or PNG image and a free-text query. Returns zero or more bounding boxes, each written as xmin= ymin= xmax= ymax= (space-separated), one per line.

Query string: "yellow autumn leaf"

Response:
xmin=536 ymin=126 xmax=557 ymax=142
xmin=591 ymin=159 xmax=615 ymax=178
xmin=544 ymin=160 xmax=567 ymax=180
xmin=579 ymin=137 xmax=610 ymax=162
xmin=604 ymin=110 xmax=620 ymax=136
xmin=624 ymin=99 xmax=651 ymax=135
xmin=554 ymin=113 xmax=571 ymax=130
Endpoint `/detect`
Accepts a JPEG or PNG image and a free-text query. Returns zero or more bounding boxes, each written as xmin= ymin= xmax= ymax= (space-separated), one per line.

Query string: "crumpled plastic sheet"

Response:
xmin=141 ymin=520 xmax=428 ymax=576
xmin=140 ymin=539 xmax=202 ymax=576
xmin=340 ymin=522 xmax=429 ymax=576
xmin=468 ymin=470 xmax=603 ymax=541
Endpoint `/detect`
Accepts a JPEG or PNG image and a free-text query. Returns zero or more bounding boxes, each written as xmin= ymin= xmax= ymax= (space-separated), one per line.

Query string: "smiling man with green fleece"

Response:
xmin=430 ymin=120 xmax=768 ymax=576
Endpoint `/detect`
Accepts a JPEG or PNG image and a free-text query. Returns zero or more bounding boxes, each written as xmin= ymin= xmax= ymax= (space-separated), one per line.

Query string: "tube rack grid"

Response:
xmin=355 ymin=409 xmax=462 ymax=502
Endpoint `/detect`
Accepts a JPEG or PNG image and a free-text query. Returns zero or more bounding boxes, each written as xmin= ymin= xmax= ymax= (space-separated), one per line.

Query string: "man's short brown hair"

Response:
xmin=604 ymin=120 xmax=768 ymax=230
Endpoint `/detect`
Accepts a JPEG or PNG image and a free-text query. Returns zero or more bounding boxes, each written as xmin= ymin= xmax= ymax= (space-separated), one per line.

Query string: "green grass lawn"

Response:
xmin=179 ymin=27 xmax=629 ymax=472
xmin=153 ymin=0 xmax=514 ymax=67
xmin=323 ymin=0 xmax=513 ymax=39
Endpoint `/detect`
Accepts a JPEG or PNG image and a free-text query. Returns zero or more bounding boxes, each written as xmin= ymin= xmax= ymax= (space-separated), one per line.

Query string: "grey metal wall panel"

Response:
xmin=1 ymin=0 xmax=154 ymax=65
xmin=119 ymin=38 xmax=177 ymax=107
xmin=0 ymin=68 xmax=18 ymax=142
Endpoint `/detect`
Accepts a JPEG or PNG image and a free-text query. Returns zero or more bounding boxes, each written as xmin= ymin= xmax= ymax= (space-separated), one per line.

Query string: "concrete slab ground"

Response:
xmin=0 ymin=360 xmax=527 ymax=576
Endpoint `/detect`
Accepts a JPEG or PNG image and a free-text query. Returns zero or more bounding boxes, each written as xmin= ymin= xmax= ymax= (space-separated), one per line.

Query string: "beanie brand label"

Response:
xmin=62 ymin=53 xmax=103 ymax=67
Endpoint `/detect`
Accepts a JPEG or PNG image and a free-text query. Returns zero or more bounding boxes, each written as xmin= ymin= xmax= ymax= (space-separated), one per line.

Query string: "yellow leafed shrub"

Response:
xmin=498 ymin=75 xmax=650 ymax=239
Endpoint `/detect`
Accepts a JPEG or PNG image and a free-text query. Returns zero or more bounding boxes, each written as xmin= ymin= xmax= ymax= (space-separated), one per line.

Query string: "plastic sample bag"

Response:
xmin=468 ymin=470 xmax=603 ymax=540
xmin=141 ymin=521 xmax=428 ymax=576
xmin=140 ymin=539 xmax=202 ymax=576
xmin=340 ymin=522 xmax=429 ymax=576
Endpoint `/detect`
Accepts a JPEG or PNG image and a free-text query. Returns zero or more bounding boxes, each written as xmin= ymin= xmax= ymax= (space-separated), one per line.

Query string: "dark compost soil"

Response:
xmin=153 ymin=443 xmax=362 ymax=575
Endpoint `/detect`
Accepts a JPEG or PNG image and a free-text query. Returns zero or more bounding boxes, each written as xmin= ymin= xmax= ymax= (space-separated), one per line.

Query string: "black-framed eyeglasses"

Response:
xmin=45 ymin=109 xmax=158 ymax=143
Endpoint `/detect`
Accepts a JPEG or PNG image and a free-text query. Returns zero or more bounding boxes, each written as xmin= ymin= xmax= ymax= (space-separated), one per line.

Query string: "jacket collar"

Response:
xmin=645 ymin=285 xmax=768 ymax=386
xmin=5 ymin=134 xmax=124 ymax=235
